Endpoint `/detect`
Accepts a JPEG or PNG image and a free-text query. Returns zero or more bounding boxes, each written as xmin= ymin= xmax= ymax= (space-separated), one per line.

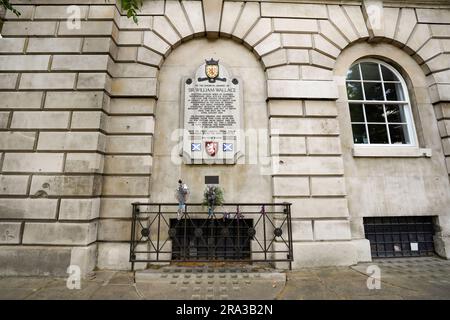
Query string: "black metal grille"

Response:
xmin=364 ymin=216 xmax=435 ymax=258
xmin=129 ymin=203 xmax=293 ymax=269
xmin=170 ymin=218 xmax=253 ymax=260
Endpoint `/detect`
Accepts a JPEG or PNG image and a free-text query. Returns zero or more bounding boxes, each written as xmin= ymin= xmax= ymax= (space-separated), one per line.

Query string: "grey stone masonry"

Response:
xmin=0 ymin=0 xmax=449 ymax=275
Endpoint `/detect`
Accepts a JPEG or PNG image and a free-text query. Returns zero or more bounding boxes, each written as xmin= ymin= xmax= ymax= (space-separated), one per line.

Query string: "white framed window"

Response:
xmin=346 ymin=59 xmax=417 ymax=146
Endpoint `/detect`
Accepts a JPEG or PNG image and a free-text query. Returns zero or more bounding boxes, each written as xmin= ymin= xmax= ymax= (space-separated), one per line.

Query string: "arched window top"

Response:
xmin=345 ymin=59 xmax=416 ymax=146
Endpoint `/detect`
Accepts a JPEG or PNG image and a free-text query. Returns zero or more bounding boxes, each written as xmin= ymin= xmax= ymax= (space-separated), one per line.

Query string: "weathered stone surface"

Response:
xmin=59 ymin=198 xmax=100 ymax=221
xmin=143 ymin=31 xmax=170 ymax=55
xmin=137 ymin=47 xmax=164 ymax=67
xmin=244 ymin=18 xmax=272 ymax=47
xmin=0 ymin=73 xmax=17 ymax=89
xmin=203 ymin=0 xmax=223 ymax=38
xmin=22 ymin=222 xmax=97 ymax=245
xmin=58 ymin=21 xmax=114 ymax=36
xmin=261 ymin=49 xmax=287 ymax=68
xmin=34 ymin=5 xmax=88 ymax=19
xmin=328 ymin=5 xmax=358 ymax=42
xmin=183 ymin=0 xmax=205 ymax=35
xmin=100 ymin=198 xmax=148 ymax=218
xmin=319 ymin=20 xmax=348 ymax=49
xmin=44 ymin=92 xmax=106 ymax=110
xmin=394 ymin=8 xmax=416 ymax=44
xmin=267 ymin=65 xmax=300 ymax=80
xmin=111 ymin=78 xmax=158 ymax=97
xmin=38 ymin=132 xmax=105 ymax=151
xmin=272 ymin=136 xmax=306 ymax=155
xmin=311 ymin=50 xmax=335 ymax=69
xmin=65 ymin=153 xmax=104 ymax=173
xmin=111 ymin=63 xmax=158 ymax=79
xmin=71 ymin=111 xmax=105 ymax=130
xmin=27 ymin=38 xmax=82 ymax=53
xmin=273 ymin=176 xmax=310 ymax=196
xmin=77 ymin=73 xmax=111 ymax=90
xmin=20 ymin=73 xmax=76 ymax=90
xmin=153 ymin=16 xmax=181 ymax=45
xmin=261 ymin=3 xmax=327 ymax=19
xmin=267 ymin=80 xmax=339 ymax=99
xmin=117 ymin=31 xmax=143 ymax=46
xmin=273 ymin=18 xmax=318 ymax=33
xmin=106 ymin=116 xmax=154 ymax=134
xmin=104 ymin=155 xmax=152 ymax=174
xmin=88 ymin=5 xmax=115 ymax=19
xmin=314 ymin=220 xmax=352 ymax=240
xmin=106 ymin=136 xmax=152 ymax=154
xmin=307 ymin=137 xmax=342 ymax=155
xmin=343 ymin=5 xmax=369 ymax=38
xmin=0 ymin=55 xmax=50 ymax=71
xmin=0 ymin=175 xmax=29 ymax=195
xmin=274 ymin=157 xmax=344 ymax=175
xmin=83 ymin=37 xmax=113 ymax=53
xmin=0 ymin=112 xmax=10 ymax=127
xmin=102 ymin=176 xmax=150 ymax=196
xmin=97 ymin=243 xmax=132 ymax=270
xmin=165 ymin=0 xmax=192 ymax=39
xmin=233 ymin=2 xmax=259 ymax=39
xmin=70 ymin=244 xmax=97 ymax=276
xmin=0 ymin=222 xmax=22 ymax=244
xmin=282 ymin=33 xmax=312 ymax=48
xmin=416 ymin=9 xmax=450 ymax=24
xmin=0 ymin=92 xmax=43 ymax=109
xmin=11 ymin=111 xmax=70 ymax=129
xmin=254 ymin=33 xmax=281 ymax=56
xmin=0 ymin=199 xmax=58 ymax=219
xmin=270 ymin=118 xmax=339 ymax=135
xmin=98 ymin=219 xmax=131 ymax=241
xmin=268 ymin=100 xmax=303 ymax=116
xmin=3 ymin=153 xmax=64 ymax=172
xmin=304 ymin=63 xmax=333 ymax=80
xmin=0 ymin=38 xmax=26 ymax=53
xmin=288 ymin=220 xmax=314 ymax=241
xmin=288 ymin=241 xmax=357 ymax=267
xmin=0 ymin=246 xmax=71 ymax=276
xmin=304 ymin=100 xmax=337 ymax=116
xmin=52 ymin=55 xmax=110 ymax=71
xmin=312 ymin=35 xmax=340 ymax=59
xmin=286 ymin=49 xmax=309 ymax=64
xmin=311 ymin=177 xmax=346 ymax=196
xmin=220 ymin=1 xmax=243 ymax=36
xmin=109 ymin=98 xmax=155 ymax=115
xmin=1 ymin=21 xmax=57 ymax=36
xmin=30 ymin=175 xmax=101 ymax=197
xmin=0 ymin=132 xmax=36 ymax=150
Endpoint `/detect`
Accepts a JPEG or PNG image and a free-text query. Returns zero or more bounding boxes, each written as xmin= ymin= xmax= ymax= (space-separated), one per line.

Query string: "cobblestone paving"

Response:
xmin=0 ymin=257 xmax=449 ymax=300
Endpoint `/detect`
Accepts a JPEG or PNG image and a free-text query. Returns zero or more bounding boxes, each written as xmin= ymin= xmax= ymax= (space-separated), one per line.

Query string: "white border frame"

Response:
xmin=346 ymin=58 xmax=419 ymax=148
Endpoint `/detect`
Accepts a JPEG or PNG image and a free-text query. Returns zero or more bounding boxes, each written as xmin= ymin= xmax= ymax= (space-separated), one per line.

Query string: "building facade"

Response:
xmin=0 ymin=0 xmax=450 ymax=276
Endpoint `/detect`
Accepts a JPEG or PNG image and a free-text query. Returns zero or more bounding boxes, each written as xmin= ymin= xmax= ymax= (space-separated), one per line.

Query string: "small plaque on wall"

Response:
xmin=205 ymin=176 xmax=219 ymax=185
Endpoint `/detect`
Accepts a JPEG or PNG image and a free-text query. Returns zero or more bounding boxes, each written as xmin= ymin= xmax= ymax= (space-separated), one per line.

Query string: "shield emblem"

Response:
xmin=205 ymin=141 xmax=218 ymax=157
xmin=205 ymin=64 xmax=219 ymax=79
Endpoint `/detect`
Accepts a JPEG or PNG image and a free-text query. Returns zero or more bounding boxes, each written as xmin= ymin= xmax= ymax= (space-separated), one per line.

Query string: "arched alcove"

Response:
xmin=150 ymin=37 xmax=272 ymax=204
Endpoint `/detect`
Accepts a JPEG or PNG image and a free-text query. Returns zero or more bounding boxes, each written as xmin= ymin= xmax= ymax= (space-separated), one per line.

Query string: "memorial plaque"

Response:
xmin=182 ymin=59 xmax=242 ymax=164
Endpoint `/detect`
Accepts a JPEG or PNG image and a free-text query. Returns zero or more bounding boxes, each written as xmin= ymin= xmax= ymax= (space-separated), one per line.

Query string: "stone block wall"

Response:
xmin=0 ymin=0 xmax=449 ymax=274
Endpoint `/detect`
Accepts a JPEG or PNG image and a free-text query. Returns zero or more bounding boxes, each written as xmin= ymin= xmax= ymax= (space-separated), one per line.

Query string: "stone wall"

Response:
xmin=0 ymin=0 xmax=449 ymax=274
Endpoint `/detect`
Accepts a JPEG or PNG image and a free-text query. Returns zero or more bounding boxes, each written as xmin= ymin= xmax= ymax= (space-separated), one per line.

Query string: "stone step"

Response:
xmin=135 ymin=268 xmax=286 ymax=283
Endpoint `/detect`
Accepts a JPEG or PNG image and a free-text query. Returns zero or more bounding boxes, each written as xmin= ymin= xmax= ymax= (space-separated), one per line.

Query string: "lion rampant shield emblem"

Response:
xmin=205 ymin=141 xmax=218 ymax=157
xmin=205 ymin=59 xmax=219 ymax=80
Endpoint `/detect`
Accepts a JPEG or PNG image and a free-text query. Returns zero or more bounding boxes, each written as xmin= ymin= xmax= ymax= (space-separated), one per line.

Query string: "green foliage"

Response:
xmin=202 ymin=185 xmax=224 ymax=209
xmin=120 ymin=0 xmax=143 ymax=24
xmin=1 ymin=0 xmax=22 ymax=17
xmin=1 ymin=0 xmax=144 ymax=23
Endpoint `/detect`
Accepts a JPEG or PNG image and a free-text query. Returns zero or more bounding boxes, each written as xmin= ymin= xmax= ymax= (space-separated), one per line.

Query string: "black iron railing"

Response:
xmin=129 ymin=203 xmax=293 ymax=270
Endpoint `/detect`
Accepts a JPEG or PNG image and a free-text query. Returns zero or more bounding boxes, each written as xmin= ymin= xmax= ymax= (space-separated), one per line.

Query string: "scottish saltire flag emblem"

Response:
xmin=223 ymin=143 xmax=233 ymax=152
xmin=191 ymin=143 xmax=201 ymax=151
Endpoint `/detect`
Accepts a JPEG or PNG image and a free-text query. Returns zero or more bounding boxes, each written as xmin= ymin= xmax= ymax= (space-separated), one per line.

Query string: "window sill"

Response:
xmin=352 ymin=146 xmax=432 ymax=158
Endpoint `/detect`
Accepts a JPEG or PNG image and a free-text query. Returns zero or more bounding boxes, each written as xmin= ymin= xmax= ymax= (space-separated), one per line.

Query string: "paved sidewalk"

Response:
xmin=0 ymin=257 xmax=449 ymax=300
